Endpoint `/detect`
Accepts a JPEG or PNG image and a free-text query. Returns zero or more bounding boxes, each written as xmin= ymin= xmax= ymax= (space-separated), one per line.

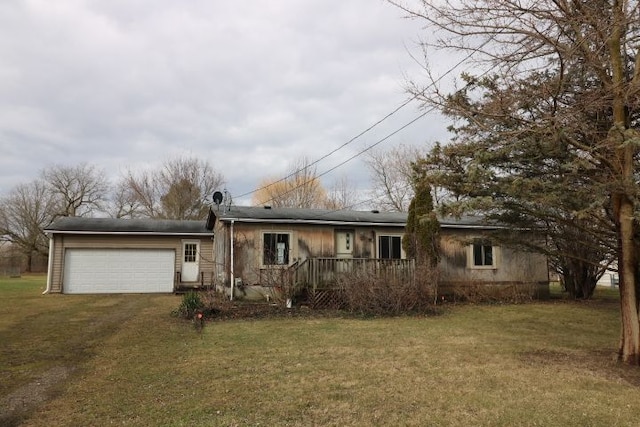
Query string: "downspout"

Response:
xmin=229 ymin=220 xmax=235 ymax=301
xmin=43 ymin=234 xmax=53 ymax=294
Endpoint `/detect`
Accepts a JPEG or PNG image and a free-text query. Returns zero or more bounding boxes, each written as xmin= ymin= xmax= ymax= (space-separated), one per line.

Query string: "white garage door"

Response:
xmin=63 ymin=249 xmax=175 ymax=294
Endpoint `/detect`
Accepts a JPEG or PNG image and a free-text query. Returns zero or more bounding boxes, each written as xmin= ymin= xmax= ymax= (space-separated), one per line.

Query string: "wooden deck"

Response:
xmin=290 ymin=257 xmax=415 ymax=290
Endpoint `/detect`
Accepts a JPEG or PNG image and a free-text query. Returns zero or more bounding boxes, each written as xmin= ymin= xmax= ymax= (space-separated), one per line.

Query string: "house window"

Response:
xmin=378 ymin=235 xmax=402 ymax=259
xmin=472 ymin=239 xmax=495 ymax=267
xmin=263 ymin=233 xmax=290 ymax=265
xmin=184 ymin=243 xmax=197 ymax=263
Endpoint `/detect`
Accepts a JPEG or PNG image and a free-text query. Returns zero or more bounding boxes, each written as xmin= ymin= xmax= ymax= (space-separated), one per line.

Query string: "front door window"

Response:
xmin=336 ymin=230 xmax=354 ymax=259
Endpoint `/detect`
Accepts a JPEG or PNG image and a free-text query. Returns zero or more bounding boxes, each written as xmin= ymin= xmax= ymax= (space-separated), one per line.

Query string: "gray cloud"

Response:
xmin=0 ymin=0 xmax=453 ymax=202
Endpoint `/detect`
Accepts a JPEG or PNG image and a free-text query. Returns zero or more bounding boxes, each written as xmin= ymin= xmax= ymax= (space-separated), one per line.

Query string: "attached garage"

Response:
xmin=44 ymin=217 xmax=215 ymax=294
xmin=63 ymin=249 xmax=176 ymax=294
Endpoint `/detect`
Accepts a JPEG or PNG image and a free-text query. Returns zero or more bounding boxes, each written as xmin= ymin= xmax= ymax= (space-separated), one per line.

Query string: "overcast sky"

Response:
xmin=0 ymin=0 xmax=456 ymax=205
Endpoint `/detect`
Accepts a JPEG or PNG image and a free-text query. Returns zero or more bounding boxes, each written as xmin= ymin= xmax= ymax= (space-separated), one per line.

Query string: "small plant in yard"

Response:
xmin=172 ymin=291 xmax=204 ymax=319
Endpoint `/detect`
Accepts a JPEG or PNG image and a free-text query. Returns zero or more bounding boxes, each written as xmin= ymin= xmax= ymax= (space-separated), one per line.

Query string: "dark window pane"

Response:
xmin=483 ymin=245 xmax=493 ymax=266
xmin=473 ymin=242 xmax=483 ymax=265
xmin=263 ymin=234 xmax=275 ymax=264
xmin=391 ymin=236 xmax=401 ymax=259
xmin=379 ymin=236 xmax=390 ymax=259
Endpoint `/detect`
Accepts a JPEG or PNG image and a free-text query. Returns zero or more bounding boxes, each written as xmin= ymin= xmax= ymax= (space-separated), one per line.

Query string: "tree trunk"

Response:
xmin=616 ymin=196 xmax=640 ymax=363
xmin=25 ymin=251 xmax=33 ymax=274
xmin=609 ymin=0 xmax=640 ymax=365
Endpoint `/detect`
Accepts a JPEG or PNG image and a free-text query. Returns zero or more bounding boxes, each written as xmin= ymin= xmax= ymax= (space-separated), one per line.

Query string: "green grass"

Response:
xmin=2 ymin=276 xmax=640 ymax=426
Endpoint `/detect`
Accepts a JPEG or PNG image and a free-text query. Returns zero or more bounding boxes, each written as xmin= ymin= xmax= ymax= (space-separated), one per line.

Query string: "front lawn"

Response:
xmin=2 ymin=276 xmax=639 ymax=426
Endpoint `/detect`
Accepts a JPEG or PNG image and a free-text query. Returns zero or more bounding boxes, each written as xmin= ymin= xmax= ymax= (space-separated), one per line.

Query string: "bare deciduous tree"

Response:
xmin=252 ymin=157 xmax=330 ymax=209
xmin=109 ymin=179 xmax=144 ymax=219
xmin=119 ymin=169 xmax=159 ymax=218
xmin=119 ymin=156 xmax=225 ymax=220
xmin=0 ymin=179 xmax=57 ymax=271
xmin=42 ymin=163 xmax=110 ymax=217
xmin=364 ymin=144 xmax=423 ymax=212
xmin=325 ymin=174 xmax=361 ymax=210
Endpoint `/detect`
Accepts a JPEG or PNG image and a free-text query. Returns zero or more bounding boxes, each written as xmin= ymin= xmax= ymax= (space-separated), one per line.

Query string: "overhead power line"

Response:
xmin=253 ymin=106 xmax=435 ymax=207
xmin=234 ymin=94 xmax=420 ymax=200
xmin=236 ymin=20 xmax=505 ymax=204
xmin=313 ymin=108 xmax=433 ymax=181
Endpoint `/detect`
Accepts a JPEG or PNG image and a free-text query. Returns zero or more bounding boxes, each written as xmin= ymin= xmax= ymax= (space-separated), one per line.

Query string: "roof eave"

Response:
xmin=219 ymin=217 xmax=404 ymax=226
xmin=219 ymin=217 xmax=504 ymax=229
xmin=45 ymin=230 xmax=213 ymax=236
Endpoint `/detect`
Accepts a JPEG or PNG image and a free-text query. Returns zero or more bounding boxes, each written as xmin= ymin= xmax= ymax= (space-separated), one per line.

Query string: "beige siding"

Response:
xmin=438 ymin=229 xmax=549 ymax=297
xmin=50 ymin=235 xmax=65 ymax=292
xmin=213 ymin=220 xmax=549 ymax=300
xmin=49 ymin=234 xmax=214 ymax=293
xmin=218 ymin=222 xmax=407 ymax=286
xmin=213 ymin=221 xmax=228 ymax=285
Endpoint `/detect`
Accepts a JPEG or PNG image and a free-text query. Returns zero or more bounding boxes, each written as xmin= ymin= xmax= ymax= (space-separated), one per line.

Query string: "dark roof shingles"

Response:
xmin=214 ymin=206 xmax=495 ymax=228
xmin=46 ymin=217 xmax=210 ymax=234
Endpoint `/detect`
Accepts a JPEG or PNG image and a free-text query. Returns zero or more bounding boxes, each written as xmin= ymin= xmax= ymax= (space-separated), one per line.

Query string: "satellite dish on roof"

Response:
xmin=212 ymin=191 xmax=224 ymax=205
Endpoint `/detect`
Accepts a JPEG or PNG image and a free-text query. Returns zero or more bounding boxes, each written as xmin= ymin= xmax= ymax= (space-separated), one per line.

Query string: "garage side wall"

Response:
xmin=49 ymin=234 xmax=214 ymax=293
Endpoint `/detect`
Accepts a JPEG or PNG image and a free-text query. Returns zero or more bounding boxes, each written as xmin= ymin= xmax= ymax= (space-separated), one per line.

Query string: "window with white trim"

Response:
xmin=378 ymin=235 xmax=403 ymax=259
xmin=471 ymin=239 xmax=495 ymax=267
xmin=263 ymin=233 xmax=290 ymax=265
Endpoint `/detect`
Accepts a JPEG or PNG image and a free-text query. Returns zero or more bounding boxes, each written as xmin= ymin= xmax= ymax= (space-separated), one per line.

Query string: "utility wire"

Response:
xmin=235 ymin=17 xmax=506 ymax=205
xmin=252 ymin=106 xmax=434 ymax=207
xmin=314 ymin=108 xmax=433 ymax=181
xmin=234 ymin=94 xmax=420 ymax=200
xmin=236 ymin=48 xmax=476 ymax=202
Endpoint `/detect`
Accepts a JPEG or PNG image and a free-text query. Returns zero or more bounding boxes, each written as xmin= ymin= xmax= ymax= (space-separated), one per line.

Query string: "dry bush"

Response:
xmin=197 ymin=289 xmax=289 ymax=319
xmin=336 ymin=265 xmax=438 ymax=315
xmin=445 ymin=282 xmax=536 ymax=304
xmin=199 ymin=289 xmax=237 ymax=316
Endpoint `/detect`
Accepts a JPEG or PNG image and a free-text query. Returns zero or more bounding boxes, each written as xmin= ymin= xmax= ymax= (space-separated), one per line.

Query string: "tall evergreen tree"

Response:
xmin=392 ymin=0 xmax=640 ymax=363
xmin=415 ymin=72 xmax=615 ymax=299
xmin=403 ymin=177 xmax=439 ymax=268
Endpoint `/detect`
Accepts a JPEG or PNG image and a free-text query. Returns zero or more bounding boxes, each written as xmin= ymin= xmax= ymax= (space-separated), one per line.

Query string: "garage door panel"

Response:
xmin=64 ymin=249 xmax=175 ymax=294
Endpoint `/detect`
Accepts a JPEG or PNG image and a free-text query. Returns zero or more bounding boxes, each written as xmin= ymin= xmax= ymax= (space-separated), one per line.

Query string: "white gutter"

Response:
xmin=229 ymin=219 xmax=235 ymax=301
xmin=43 ymin=234 xmax=53 ymax=294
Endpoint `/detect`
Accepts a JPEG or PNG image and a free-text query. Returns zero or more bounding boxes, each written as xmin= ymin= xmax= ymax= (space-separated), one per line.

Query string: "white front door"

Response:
xmin=335 ymin=231 xmax=354 ymax=258
xmin=335 ymin=231 xmax=354 ymax=273
xmin=182 ymin=241 xmax=200 ymax=282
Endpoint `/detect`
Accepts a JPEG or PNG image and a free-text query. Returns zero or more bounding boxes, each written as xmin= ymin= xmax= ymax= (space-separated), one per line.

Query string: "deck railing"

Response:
xmin=291 ymin=257 xmax=415 ymax=290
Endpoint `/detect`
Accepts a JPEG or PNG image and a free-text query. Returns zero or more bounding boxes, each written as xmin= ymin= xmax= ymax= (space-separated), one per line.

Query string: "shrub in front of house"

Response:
xmin=173 ymin=291 xmax=204 ymax=319
xmin=174 ymin=290 xmax=269 ymax=320
xmin=444 ymin=281 xmax=536 ymax=304
xmin=336 ymin=265 xmax=438 ymax=316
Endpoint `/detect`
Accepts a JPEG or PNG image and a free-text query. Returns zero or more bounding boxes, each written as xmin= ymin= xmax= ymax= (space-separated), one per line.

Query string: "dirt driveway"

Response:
xmin=0 ymin=287 xmax=175 ymax=427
